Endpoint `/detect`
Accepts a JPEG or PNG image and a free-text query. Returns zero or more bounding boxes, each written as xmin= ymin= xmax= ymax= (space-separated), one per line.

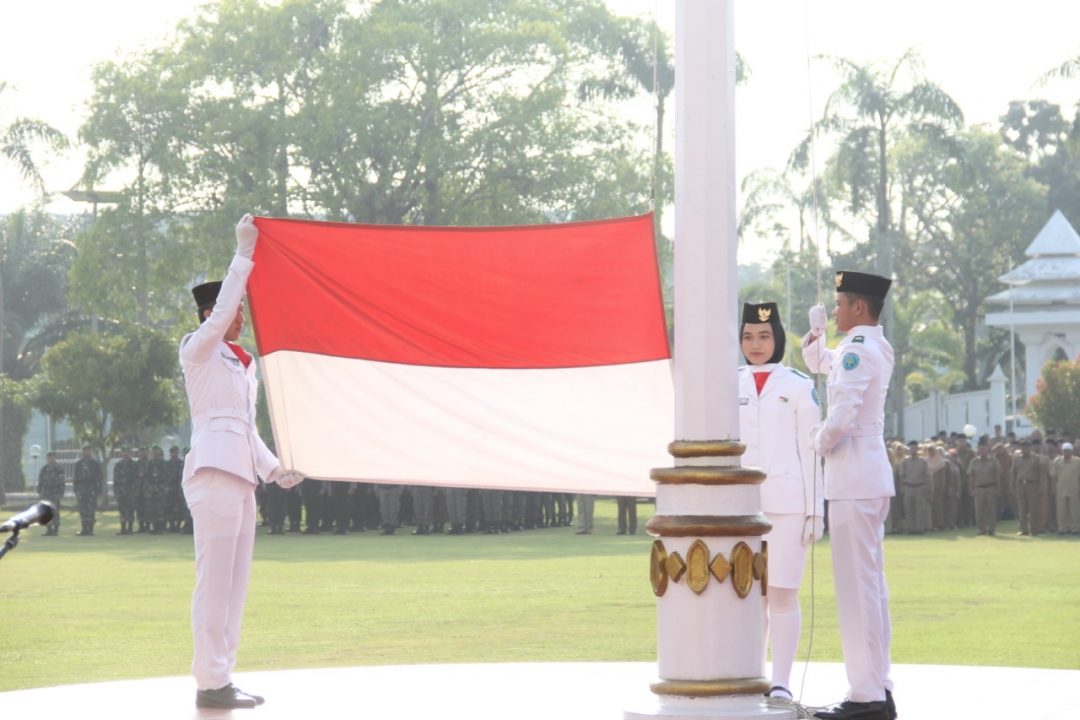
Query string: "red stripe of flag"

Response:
xmin=247 ymin=214 xmax=670 ymax=369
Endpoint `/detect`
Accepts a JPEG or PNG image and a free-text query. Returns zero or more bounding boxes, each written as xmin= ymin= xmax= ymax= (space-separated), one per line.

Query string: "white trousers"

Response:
xmin=183 ymin=468 xmax=257 ymax=690
xmin=827 ymin=498 xmax=893 ymax=703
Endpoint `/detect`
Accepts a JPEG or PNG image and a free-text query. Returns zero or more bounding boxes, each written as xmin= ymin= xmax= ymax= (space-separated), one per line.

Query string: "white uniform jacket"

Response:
xmin=738 ymin=363 xmax=824 ymax=516
xmin=180 ymin=254 xmax=278 ymax=486
xmin=801 ymin=324 xmax=894 ymax=500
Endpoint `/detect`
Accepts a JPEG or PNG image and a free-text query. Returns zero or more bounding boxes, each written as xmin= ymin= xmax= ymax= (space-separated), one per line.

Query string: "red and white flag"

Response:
xmin=247 ymin=214 xmax=672 ymax=495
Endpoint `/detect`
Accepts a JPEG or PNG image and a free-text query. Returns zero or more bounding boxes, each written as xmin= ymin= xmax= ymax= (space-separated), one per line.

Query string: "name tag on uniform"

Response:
xmin=779 ymin=396 xmax=790 ymax=403
xmin=739 ymin=397 xmax=750 ymax=406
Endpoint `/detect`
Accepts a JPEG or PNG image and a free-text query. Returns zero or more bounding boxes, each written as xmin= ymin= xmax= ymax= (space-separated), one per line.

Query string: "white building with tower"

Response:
xmin=900 ymin=210 xmax=1080 ymax=439
xmin=985 ymin=210 xmax=1080 ymax=430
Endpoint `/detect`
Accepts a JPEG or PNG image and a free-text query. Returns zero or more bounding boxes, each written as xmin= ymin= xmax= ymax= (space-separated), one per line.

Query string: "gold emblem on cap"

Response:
xmin=757 ymin=307 xmax=772 ymax=322
xmin=835 ymin=272 xmax=844 ymax=289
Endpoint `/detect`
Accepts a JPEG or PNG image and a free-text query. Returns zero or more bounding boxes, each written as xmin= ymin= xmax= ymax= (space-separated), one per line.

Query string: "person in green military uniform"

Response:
xmin=377 ymin=483 xmax=404 ymax=535
xmin=113 ymin=447 xmax=138 ymax=535
xmin=134 ymin=446 xmax=150 ymax=533
xmin=37 ymin=451 xmax=66 ymax=536
xmin=72 ymin=445 xmax=103 ymax=536
xmin=146 ymin=445 xmax=169 ymax=534
xmin=167 ymin=445 xmax=186 ymax=532
xmin=264 ymin=479 xmax=286 ymax=535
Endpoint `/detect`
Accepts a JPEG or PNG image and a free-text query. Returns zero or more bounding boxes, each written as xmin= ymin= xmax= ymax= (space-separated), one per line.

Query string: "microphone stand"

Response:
xmin=0 ymin=528 xmax=21 ymax=561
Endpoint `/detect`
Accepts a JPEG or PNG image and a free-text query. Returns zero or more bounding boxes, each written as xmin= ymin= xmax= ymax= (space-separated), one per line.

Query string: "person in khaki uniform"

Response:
xmin=967 ymin=440 xmax=1001 ymax=535
xmin=1040 ymin=441 xmax=1058 ymax=533
xmin=1051 ymin=443 xmax=1080 ymax=534
xmin=1012 ymin=441 xmax=1045 ymax=535
xmin=886 ymin=442 xmax=906 ymax=534
xmin=899 ymin=441 xmax=930 ymax=534
xmin=955 ymin=438 xmax=975 ymax=527
xmin=994 ymin=442 xmax=1014 ymax=521
xmin=925 ymin=444 xmax=947 ymax=531
xmin=944 ymin=448 xmax=962 ymax=530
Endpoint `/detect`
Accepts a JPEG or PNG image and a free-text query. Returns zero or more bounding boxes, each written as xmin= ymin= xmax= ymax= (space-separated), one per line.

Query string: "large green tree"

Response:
xmin=896 ymin=127 xmax=1046 ymax=390
xmin=0 ymin=210 xmax=80 ymax=499
xmin=35 ymin=325 xmax=182 ymax=477
xmin=74 ymin=0 xmax=660 ymax=327
xmin=999 ymin=100 xmax=1080 ymax=228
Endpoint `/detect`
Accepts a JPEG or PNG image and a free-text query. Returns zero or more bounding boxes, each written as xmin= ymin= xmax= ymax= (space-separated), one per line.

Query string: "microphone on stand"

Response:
xmin=0 ymin=501 xmax=56 ymax=533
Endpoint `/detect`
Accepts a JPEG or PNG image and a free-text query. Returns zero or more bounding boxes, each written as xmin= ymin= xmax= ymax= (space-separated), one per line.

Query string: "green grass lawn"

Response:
xmin=1 ymin=499 xmax=1077 ymax=692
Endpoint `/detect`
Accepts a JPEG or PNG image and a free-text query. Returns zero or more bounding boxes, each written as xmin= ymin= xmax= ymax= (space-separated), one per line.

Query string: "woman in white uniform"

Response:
xmin=737 ymin=302 xmax=823 ymax=700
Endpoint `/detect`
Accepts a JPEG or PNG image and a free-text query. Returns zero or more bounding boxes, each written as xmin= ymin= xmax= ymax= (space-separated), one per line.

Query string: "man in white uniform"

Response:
xmin=181 ymin=214 xmax=304 ymax=709
xmin=801 ymin=271 xmax=896 ymax=720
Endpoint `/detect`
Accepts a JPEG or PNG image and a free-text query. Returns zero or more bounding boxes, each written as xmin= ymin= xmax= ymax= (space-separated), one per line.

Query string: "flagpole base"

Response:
xmin=625 ymin=692 xmax=795 ymax=720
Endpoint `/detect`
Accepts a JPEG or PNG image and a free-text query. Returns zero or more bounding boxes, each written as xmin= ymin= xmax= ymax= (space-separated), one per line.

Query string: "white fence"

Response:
xmin=898 ymin=367 xmax=1008 ymax=442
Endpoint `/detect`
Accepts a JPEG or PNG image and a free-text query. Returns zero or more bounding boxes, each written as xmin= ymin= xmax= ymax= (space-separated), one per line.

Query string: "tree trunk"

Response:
xmin=135 ymin=160 xmax=149 ymax=326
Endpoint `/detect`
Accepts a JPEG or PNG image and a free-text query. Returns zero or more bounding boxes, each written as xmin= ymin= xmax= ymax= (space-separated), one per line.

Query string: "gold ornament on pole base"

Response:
xmin=627 ymin=440 xmax=791 ymax=719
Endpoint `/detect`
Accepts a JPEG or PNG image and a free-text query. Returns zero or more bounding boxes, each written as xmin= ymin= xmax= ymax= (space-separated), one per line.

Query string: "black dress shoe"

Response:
xmin=814 ymin=700 xmax=889 ymax=720
xmin=195 ymin=683 xmax=265 ymax=709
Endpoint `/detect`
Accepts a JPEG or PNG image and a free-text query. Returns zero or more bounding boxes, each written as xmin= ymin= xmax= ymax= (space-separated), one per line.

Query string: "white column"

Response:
xmin=1020 ymin=334 xmax=1043 ymax=412
xmin=626 ymin=1 xmax=791 ymax=718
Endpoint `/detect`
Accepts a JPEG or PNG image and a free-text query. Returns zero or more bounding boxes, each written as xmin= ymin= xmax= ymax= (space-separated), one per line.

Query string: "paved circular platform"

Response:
xmin=0 ymin=661 xmax=1075 ymax=719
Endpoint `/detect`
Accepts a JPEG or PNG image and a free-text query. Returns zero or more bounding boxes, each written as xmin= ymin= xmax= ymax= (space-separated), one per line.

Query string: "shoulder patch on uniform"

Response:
xmin=841 ymin=352 xmax=860 ymax=371
xmin=789 ymin=368 xmax=809 ymax=379
xmin=851 ymin=335 xmax=865 ymax=344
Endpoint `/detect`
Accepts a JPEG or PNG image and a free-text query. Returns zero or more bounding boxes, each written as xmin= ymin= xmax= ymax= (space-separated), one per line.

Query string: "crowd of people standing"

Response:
xmin=34 ymin=448 xmax=645 ymax=538
xmin=888 ymin=428 xmax=1080 ymax=536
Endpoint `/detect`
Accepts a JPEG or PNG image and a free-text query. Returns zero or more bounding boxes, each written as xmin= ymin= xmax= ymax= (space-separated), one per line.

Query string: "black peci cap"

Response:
xmin=835 ymin=270 xmax=892 ymax=300
xmin=192 ymin=281 xmax=223 ymax=310
xmin=741 ymin=302 xmax=780 ymax=325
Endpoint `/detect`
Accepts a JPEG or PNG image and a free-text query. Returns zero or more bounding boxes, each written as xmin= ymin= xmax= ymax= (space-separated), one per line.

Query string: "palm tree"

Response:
xmin=791 ymin=49 xmax=963 ymax=433
xmin=0 ymin=82 xmax=68 ymax=193
xmin=793 ymin=49 xmax=963 ymax=273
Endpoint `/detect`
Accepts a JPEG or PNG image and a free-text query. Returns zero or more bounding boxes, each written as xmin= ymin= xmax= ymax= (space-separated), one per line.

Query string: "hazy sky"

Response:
xmin=3 ymin=0 xmax=1079 ymax=263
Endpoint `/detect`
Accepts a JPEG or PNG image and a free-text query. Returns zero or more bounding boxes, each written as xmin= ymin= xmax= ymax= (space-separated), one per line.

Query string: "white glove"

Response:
xmin=801 ymin=514 xmax=824 ymax=546
xmin=269 ymin=466 xmax=304 ymax=489
xmin=236 ymin=213 xmax=258 ymax=259
xmin=808 ymin=303 xmax=827 ymax=337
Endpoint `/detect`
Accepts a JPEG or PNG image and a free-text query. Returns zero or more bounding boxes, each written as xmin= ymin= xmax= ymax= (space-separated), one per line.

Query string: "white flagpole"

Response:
xmin=626 ymin=1 xmax=791 ymax=718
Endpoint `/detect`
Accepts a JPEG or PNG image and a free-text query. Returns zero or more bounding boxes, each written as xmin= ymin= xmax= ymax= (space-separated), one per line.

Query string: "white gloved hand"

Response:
xmin=801 ymin=514 xmax=824 ymax=546
xmin=269 ymin=467 xmax=305 ymax=489
xmin=236 ymin=213 xmax=258 ymax=259
xmin=808 ymin=303 xmax=827 ymax=337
